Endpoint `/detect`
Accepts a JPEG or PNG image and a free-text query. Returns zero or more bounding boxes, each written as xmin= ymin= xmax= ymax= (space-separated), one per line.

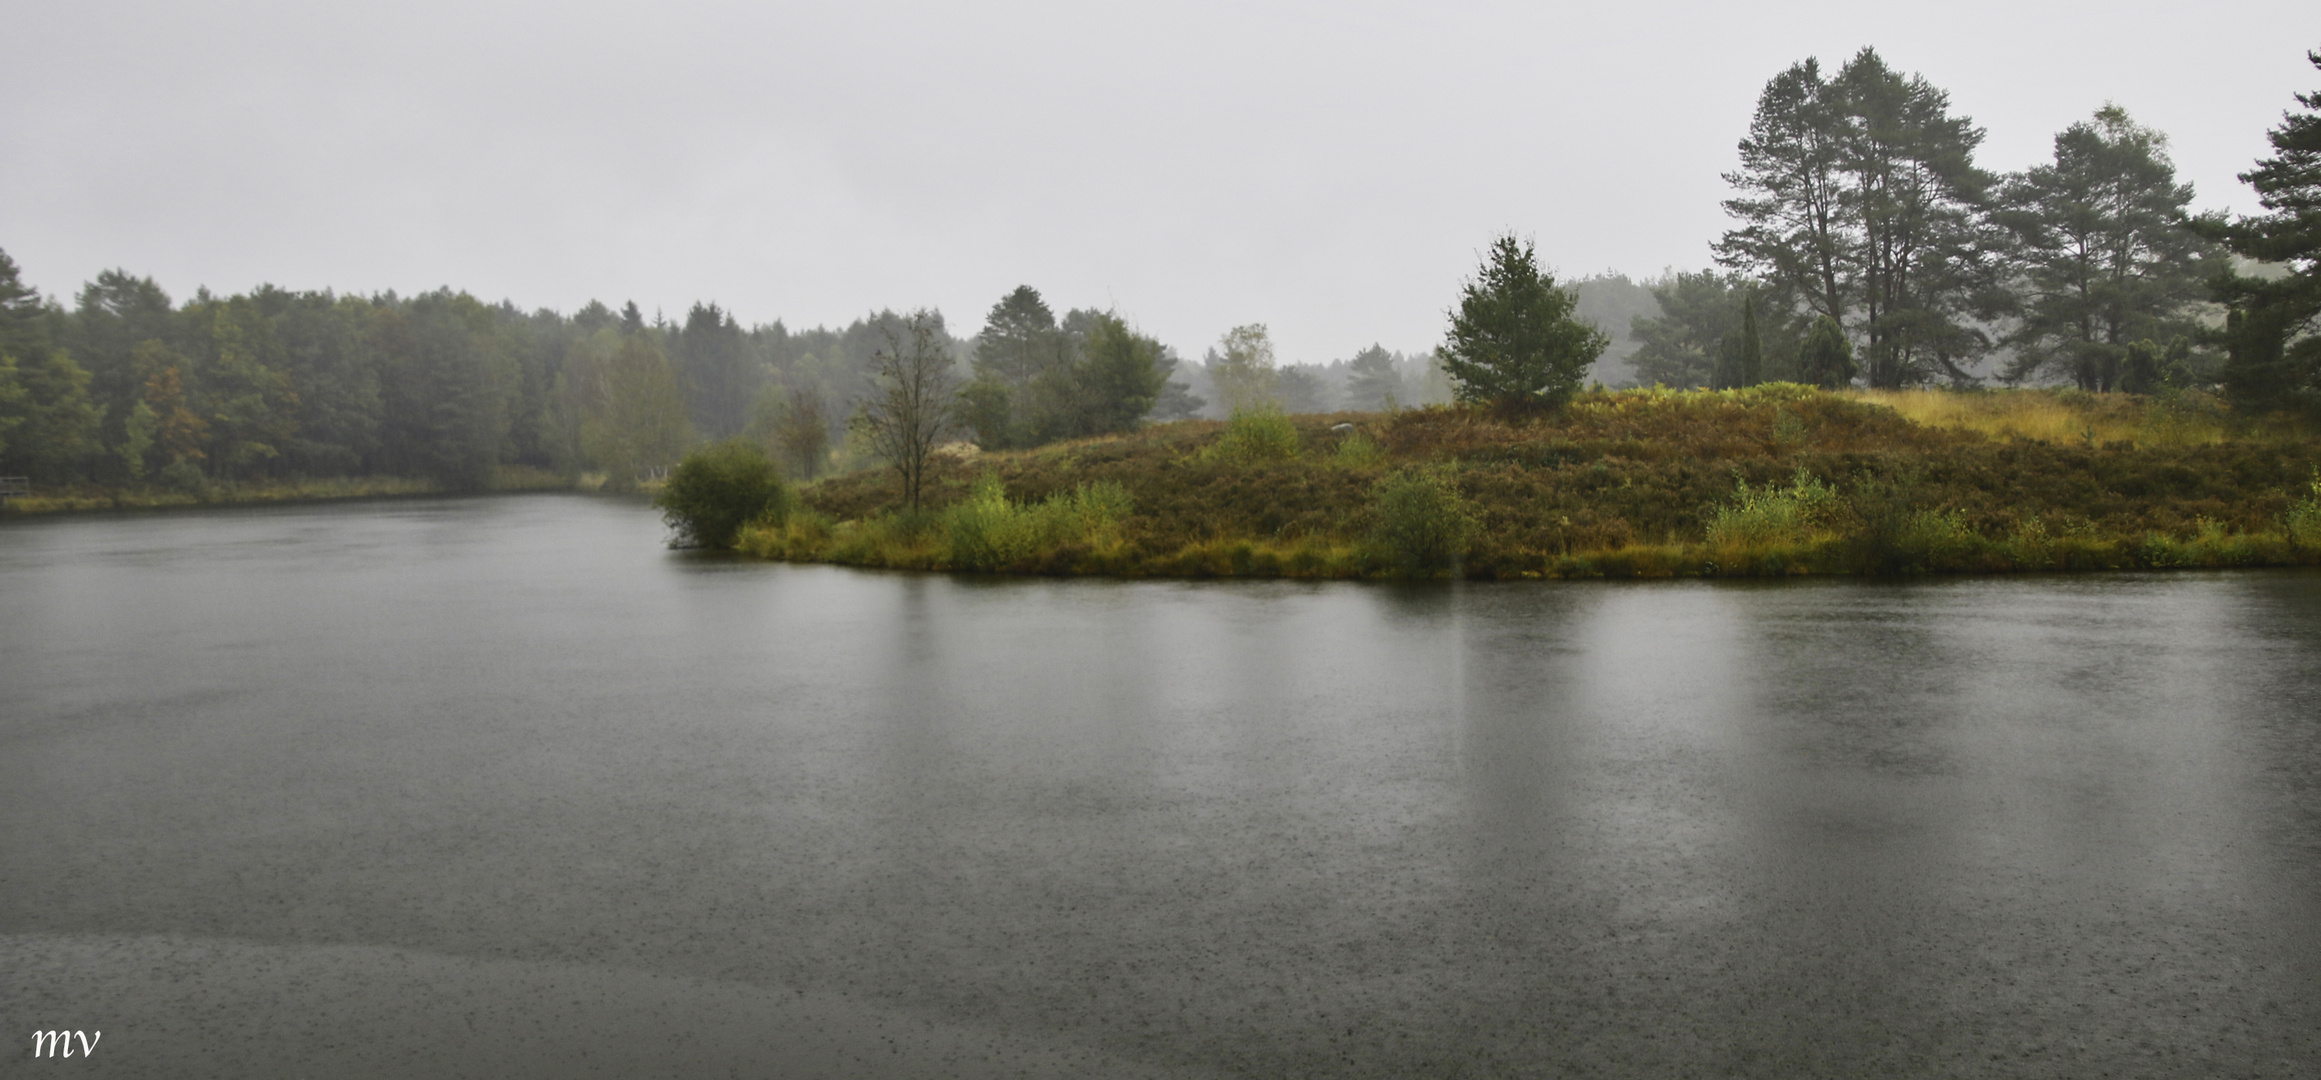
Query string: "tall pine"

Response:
xmin=2205 ymin=51 xmax=2321 ymax=411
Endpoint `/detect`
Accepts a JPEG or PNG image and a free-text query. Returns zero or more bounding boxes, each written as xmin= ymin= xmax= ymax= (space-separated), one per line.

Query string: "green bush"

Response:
xmin=1204 ymin=406 xmax=1300 ymax=464
xmin=945 ymin=475 xmax=1134 ymax=571
xmin=2288 ymin=469 xmax=2321 ymax=548
xmin=1334 ymin=430 xmax=1385 ymax=468
xmin=655 ymin=439 xmax=791 ymax=549
xmin=1373 ymin=466 xmax=1477 ymax=574
xmin=156 ymin=459 xmax=211 ymax=498
xmin=1704 ymin=468 xmax=1839 ymax=547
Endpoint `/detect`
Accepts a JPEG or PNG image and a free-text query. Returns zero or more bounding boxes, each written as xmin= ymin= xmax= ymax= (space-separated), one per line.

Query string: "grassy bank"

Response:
xmin=749 ymin=384 xmax=2321 ymax=579
xmin=0 ymin=466 xmax=576 ymax=514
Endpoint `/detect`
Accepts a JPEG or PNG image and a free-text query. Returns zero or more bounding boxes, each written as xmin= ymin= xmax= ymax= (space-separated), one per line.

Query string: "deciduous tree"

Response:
xmin=853 ymin=310 xmax=957 ymax=510
xmin=1207 ymin=324 xmax=1280 ymax=414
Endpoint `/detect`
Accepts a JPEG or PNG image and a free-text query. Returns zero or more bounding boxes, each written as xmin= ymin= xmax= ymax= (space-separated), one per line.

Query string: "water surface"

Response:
xmin=4 ymin=495 xmax=2318 ymax=1078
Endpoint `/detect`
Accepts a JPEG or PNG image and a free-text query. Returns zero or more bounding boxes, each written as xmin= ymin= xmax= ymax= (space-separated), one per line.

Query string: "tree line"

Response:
xmin=8 ymin=48 xmax=2314 ymax=490
xmin=1620 ymin=47 xmax=2321 ymax=413
xmin=0 ymin=253 xmax=1447 ymax=492
xmin=0 ymin=260 xmax=967 ymax=489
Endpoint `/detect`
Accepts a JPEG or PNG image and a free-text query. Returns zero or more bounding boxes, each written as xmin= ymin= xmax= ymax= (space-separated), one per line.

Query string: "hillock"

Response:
xmin=737 ymin=385 xmax=2321 ymax=578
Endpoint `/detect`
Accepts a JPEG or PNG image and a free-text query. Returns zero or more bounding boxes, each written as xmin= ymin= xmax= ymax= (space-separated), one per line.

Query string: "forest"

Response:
xmin=1 ymin=47 xmax=2315 ymax=508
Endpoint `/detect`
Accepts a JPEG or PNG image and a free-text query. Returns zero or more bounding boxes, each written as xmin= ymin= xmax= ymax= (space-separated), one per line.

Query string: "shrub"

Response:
xmin=655 ymin=439 xmax=791 ymax=549
xmin=1704 ymin=468 xmax=1840 ymax=547
xmin=736 ymin=509 xmax=833 ymax=560
xmin=945 ymin=475 xmax=1135 ymax=571
xmin=2289 ymin=469 xmax=2321 ymax=548
xmin=1843 ymin=474 xmax=1987 ymax=574
xmin=1204 ymin=406 xmax=1299 ymax=464
xmin=1373 ymin=465 xmax=1477 ymax=574
xmin=1334 ymin=430 xmax=1385 ymax=468
xmin=157 ymin=459 xmax=211 ymax=498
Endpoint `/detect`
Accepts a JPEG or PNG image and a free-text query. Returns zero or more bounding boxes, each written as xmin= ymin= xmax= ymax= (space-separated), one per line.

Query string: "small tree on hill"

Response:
xmin=1440 ymin=234 xmax=1608 ymax=410
xmin=1207 ymin=324 xmax=1279 ymax=414
xmin=853 ymin=310 xmax=957 ymax=511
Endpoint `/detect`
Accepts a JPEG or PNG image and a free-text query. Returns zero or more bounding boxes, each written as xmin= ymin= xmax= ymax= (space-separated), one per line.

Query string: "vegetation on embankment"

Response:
xmin=0 ymin=466 xmax=574 ymax=514
xmin=730 ymin=385 xmax=2321 ymax=579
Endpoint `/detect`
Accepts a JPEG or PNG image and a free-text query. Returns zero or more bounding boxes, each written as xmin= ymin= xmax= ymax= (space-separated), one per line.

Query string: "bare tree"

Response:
xmin=852 ymin=310 xmax=957 ymax=511
xmin=775 ymin=384 xmax=829 ymax=481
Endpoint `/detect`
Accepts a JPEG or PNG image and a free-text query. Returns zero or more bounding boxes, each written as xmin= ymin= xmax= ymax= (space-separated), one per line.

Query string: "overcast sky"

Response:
xmin=2 ymin=1 xmax=2312 ymax=362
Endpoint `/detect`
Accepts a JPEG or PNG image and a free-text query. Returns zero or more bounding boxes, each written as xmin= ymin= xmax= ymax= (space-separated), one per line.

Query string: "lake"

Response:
xmin=4 ymin=494 xmax=2318 ymax=1078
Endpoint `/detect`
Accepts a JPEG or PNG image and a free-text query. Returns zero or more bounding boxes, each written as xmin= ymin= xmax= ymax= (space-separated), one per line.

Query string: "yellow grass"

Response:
xmin=1843 ymin=388 xmax=2234 ymax=447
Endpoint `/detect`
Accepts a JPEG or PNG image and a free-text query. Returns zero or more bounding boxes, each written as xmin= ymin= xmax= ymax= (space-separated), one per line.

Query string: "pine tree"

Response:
xmin=676 ymin=302 xmax=752 ymax=439
xmin=2204 ymin=51 xmax=2321 ymax=411
xmin=1343 ymin=344 xmax=1405 ymax=411
xmin=1440 ymin=234 xmax=1607 ymax=410
xmin=1718 ymin=49 xmax=1995 ymax=387
xmin=1798 ymin=315 xmax=1857 ymax=389
xmin=1998 ymin=105 xmax=2223 ymax=390
xmin=1073 ymin=313 xmax=1170 ymax=434
xmin=962 ymin=286 xmax=1065 ymax=448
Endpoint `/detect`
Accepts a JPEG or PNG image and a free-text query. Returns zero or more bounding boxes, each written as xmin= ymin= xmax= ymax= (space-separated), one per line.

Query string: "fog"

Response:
xmin=1 ymin=0 xmax=2311 ymax=363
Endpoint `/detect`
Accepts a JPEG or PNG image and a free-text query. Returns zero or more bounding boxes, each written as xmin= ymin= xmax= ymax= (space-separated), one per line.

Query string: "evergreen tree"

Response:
xmin=973 ymin=286 xmax=1060 ymax=388
xmin=1798 ymin=315 xmax=1857 ymax=388
xmin=1072 ymin=313 xmax=1170 ymax=434
xmin=1277 ymin=365 xmax=1333 ymax=414
xmin=70 ymin=270 xmax=177 ymax=469
xmin=1631 ymin=271 xmax=1748 ymax=388
xmin=1343 ymin=344 xmax=1405 ymax=411
xmin=1997 ymin=105 xmax=2224 ymax=390
xmin=572 ymin=300 xmax=619 ymax=335
xmin=0 ymin=249 xmax=47 ymax=366
xmin=274 ymin=292 xmax=385 ymax=476
xmin=1440 ymin=234 xmax=1607 ymax=409
xmin=2203 ymin=51 xmax=2321 ymax=411
xmin=1147 ymin=347 xmax=1206 ymax=421
xmin=962 ymin=286 xmax=1065 ymax=448
xmin=1719 ymin=49 xmax=1996 ymax=387
xmin=1710 ymin=293 xmax=1765 ymax=389
xmin=676 ymin=302 xmax=752 ymax=439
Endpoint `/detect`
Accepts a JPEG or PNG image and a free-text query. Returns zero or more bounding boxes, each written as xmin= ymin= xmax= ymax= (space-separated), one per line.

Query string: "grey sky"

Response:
xmin=3 ymin=1 xmax=2312 ymax=363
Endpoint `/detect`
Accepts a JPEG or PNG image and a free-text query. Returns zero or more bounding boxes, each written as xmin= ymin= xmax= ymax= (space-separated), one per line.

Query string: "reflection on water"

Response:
xmin=3 ymin=495 xmax=2319 ymax=1078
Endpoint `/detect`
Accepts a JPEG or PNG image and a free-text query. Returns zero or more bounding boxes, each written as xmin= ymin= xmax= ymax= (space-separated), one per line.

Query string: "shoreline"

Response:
xmin=0 ymin=469 xmax=588 ymax=517
xmin=736 ymin=387 xmax=2321 ymax=581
